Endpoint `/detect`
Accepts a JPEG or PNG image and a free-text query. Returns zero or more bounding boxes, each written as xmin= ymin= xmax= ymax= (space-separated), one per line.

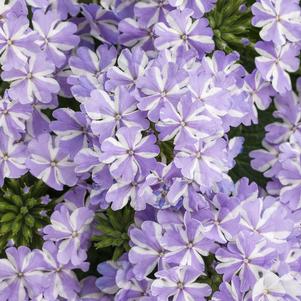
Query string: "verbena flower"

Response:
xmin=43 ymin=205 xmax=94 ymax=265
xmin=27 ymin=133 xmax=77 ymax=190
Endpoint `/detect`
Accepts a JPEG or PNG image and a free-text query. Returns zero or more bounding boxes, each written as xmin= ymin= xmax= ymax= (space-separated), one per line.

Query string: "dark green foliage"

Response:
xmin=229 ymin=106 xmax=276 ymax=188
xmin=208 ymin=0 xmax=259 ymax=72
xmin=0 ymin=175 xmax=56 ymax=250
xmin=93 ymin=206 xmax=134 ymax=261
xmin=198 ymin=254 xmax=223 ymax=295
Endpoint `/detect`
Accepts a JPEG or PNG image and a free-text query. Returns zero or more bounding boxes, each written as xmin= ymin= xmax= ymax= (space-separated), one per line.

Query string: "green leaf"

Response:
xmin=0 ymin=212 xmax=16 ymax=223
xmin=229 ymin=106 xmax=276 ymax=187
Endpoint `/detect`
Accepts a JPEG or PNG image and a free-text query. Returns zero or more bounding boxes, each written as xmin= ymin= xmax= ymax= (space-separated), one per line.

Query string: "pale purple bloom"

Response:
xmin=32 ymin=9 xmax=80 ymax=67
xmin=0 ymin=246 xmax=46 ymax=301
xmin=168 ymin=176 xmax=209 ymax=211
xmin=105 ymin=175 xmax=146 ymax=210
xmin=142 ymin=162 xmax=181 ymax=209
xmin=255 ymin=41 xmax=300 ymax=94
xmin=250 ymin=141 xmax=281 ymax=178
xmin=151 ymin=266 xmax=211 ymax=301
xmin=134 ymin=0 xmax=172 ymax=27
xmin=41 ymin=241 xmax=86 ymax=301
xmin=252 ymin=271 xmax=286 ymax=301
xmin=174 ymin=137 xmax=234 ymax=192
xmin=0 ymin=130 xmax=27 ymax=186
xmin=84 ymin=87 xmax=149 ymax=143
xmin=212 ymin=276 xmax=244 ymax=301
xmin=76 ymin=276 xmax=106 ymax=301
xmin=157 ymin=95 xmax=221 ymax=145
xmin=118 ymin=18 xmax=155 ymax=51
xmin=188 ymin=71 xmax=231 ymax=119
xmin=243 ymin=70 xmax=275 ymax=121
xmin=26 ymin=133 xmax=77 ymax=190
xmin=0 ymin=93 xmax=32 ymax=138
xmin=100 ymin=126 xmax=159 ymax=183
xmin=198 ymin=194 xmax=241 ymax=243
xmin=82 ymin=3 xmax=119 ymax=45
xmin=43 ymin=205 xmax=94 ymax=265
xmin=264 ymin=88 xmax=301 ymax=145
xmin=26 ymin=101 xmax=52 ymax=138
xmin=48 ymin=0 xmax=80 ymax=20
xmin=0 ymin=14 xmax=39 ymax=70
xmin=2 ymin=54 xmax=60 ymax=104
xmin=128 ymin=221 xmax=165 ymax=280
xmin=216 ymin=232 xmax=276 ymax=292
xmin=106 ymin=47 xmax=148 ymax=92
xmin=68 ymin=45 xmax=117 ymax=102
xmin=240 ymin=197 xmax=293 ymax=244
xmin=278 ymin=132 xmax=301 ymax=210
xmin=252 ymin=0 xmax=301 ymax=45
xmin=168 ymin=0 xmax=217 ymax=18
xmin=50 ymin=108 xmax=91 ymax=157
xmin=161 ymin=212 xmax=215 ymax=270
xmin=154 ymin=8 xmax=214 ymax=56
xmin=116 ymin=277 xmax=154 ymax=301
xmin=137 ymin=62 xmax=188 ymax=121
xmin=96 ymin=261 xmax=119 ymax=295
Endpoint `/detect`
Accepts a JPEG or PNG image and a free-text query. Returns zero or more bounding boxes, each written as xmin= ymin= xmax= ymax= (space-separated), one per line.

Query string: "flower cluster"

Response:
xmin=252 ymin=0 xmax=301 ymax=93
xmin=251 ymin=80 xmax=301 ymax=210
xmin=0 ymin=0 xmax=299 ymax=300
xmin=96 ymin=179 xmax=301 ymax=300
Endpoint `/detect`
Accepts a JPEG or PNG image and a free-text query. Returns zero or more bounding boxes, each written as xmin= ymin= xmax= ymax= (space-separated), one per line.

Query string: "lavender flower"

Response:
xmin=68 ymin=44 xmax=117 ymax=102
xmin=50 ymin=108 xmax=91 ymax=157
xmin=100 ymin=127 xmax=159 ymax=183
xmin=0 ymin=14 xmax=39 ymax=70
xmin=174 ymin=137 xmax=235 ymax=192
xmin=0 ymin=130 xmax=27 ymax=186
xmin=255 ymin=41 xmax=300 ymax=94
xmin=26 ymin=133 xmax=77 ymax=190
xmin=2 ymin=54 xmax=60 ymax=104
xmin=105 ymin=47 xmax=148 ymax=92
xmin=161 ymin=212 xmax=215 ymax=270
xmin=43 ymin=205 xmax=94 ymax=265
xmin=154 ymin=8 xmax=214 ymax=56
xmin=137 ymin=62 xmax=188 ymax=121
xmin=32 ymin=9 xmax=80 ymax=67
xmin=252 ymin=0 xmax=301 ymax=45
xmin=0 ymin=93 xmax=32 ymax=139
xmin=157 ymin=95 xmax=221 ymax=145
xmin=128 ymin=221 xmax=165 ymax=280
xmin=151 ymin=266 xmax=211 ymax=301
xmin=0 ymin=246 xmax=46 ymax=301
xmin=41 ymin=241 xmax=86 ymax=300
xmin=84 ymin=87 xmax=149 ymax=143
xmin=216 ymin=232 xmax=276 ymax=292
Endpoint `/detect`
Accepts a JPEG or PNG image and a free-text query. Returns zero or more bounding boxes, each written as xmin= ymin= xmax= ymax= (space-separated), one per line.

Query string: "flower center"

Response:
xmin=186 ymin=241 xmax=193 ymax=249
xmin=243 ymin=258 xmax=249 ymax=264
xmin=2 ymin=153 xmax=8 ymax=160
xmin=115 ymin=113 xmax=121 ymax=121
xmin=263 ymin=289 xmax=269 ymax=295
xmin=181 ymin=34 xmax=188 ymax=41
xmin=72 ymin=231 xmax=79 ymax=238
xmin=17 ymin=272 xmax=24 ymax=278
xmin=7 ymin=39 xmax=13 ymax=45
xmin=50 ymin=160 xmax=57 ymax=167
xmin=27 ymin=72 xmax=33 ymax=79
xmin=177 ymin=281 xmax=184 ymax=289
xmin=128 ymin=149 xmax=134 ymax=156
xmin=195 ymin=151 xmax=201 ymax=159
